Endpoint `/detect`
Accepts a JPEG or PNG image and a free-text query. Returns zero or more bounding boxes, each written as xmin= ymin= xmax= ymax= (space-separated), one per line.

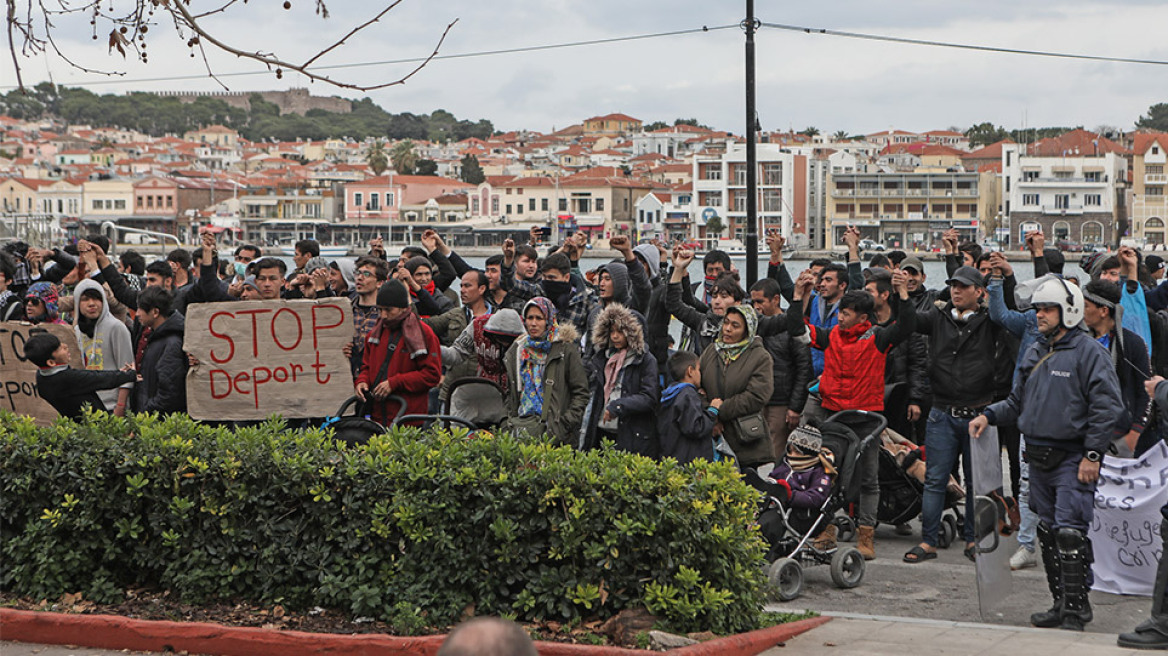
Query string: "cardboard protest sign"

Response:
xmin=0 ymin=322 xmax=84 ymax=425
xmin=184 ymin=298 xmax=354 ymax=420
xmin=1090 ymin=441 xmax=1168 ymax=597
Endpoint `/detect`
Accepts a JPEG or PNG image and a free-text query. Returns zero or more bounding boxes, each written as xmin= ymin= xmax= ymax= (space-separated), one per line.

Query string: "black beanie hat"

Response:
xmin=376 ymin=279 xmax=410 ymax=309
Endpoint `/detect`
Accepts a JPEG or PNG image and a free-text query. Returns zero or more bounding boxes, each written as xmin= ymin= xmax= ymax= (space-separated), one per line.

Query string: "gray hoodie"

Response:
xmin=72 ymin=278 xmax=135 ymax=411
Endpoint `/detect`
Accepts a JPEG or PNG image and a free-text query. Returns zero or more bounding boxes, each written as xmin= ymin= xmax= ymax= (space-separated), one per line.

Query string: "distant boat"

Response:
xmin=281 ymin=244 xmax=350 ymax=258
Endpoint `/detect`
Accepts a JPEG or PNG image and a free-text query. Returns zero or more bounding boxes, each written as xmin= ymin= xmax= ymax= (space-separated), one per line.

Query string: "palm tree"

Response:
xmin=367 ymin=140 xmax=388 ymax=175
xmin=390 ymin=140 xmax=417 ymax=175
xmin=832 ymin=130 xmax=849 ymax=141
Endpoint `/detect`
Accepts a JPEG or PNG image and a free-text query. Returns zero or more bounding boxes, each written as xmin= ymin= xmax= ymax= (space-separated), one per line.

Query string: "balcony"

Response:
xmin=1019 ymin=176 xmax=1107 ymax=185
xmin=1147 ymin=174 xmax=1168 ymax=185
xmin=1042 ymin=205 xmax=1086 ymax=215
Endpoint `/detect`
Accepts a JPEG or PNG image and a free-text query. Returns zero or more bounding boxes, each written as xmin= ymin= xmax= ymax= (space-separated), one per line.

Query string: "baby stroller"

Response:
xmin=745 ymin=409 xmax=886 ymax=601
xmin=444 ymin=377 xmax=508 ymax=430
xmin=833 ymin=428 xmax=965 ymax=549
xmin=322 ymin=395 xmax=405 ymax=446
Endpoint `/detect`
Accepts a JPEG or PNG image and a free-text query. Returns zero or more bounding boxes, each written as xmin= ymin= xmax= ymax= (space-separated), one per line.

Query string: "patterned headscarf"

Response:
xmin=516 ymin=297 xmax=559 ymax=416
xmin=714 ymin=304 xmax=758 ymax=364
xmin=24 ymin=282 xmax=63 ymax=325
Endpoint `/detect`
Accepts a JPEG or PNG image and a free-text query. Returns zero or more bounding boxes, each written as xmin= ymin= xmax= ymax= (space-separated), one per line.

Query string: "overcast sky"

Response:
xmin=3 ymin=1 xmax=1166 ymax=137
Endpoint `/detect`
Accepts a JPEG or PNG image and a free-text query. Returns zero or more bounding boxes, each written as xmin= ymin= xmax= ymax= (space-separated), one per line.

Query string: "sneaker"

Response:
xmin=1010 ymin=546 xmax=1038 ymax=570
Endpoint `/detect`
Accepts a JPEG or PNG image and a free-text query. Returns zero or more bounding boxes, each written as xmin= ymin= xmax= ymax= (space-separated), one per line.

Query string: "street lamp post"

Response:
xmin=744 ymin=0 xmax=760 ymax=286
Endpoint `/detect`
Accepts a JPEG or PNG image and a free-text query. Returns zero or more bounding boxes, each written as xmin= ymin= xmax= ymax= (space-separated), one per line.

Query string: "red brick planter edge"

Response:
xmin=0 ymin=608 xmax=831 ymax=655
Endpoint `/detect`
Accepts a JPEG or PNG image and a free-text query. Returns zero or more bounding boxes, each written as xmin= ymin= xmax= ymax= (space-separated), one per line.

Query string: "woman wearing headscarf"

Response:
xmin=582 ymin=303 xmax=660 ymax=456
xmin=698 ymin=304 xmax=774 ymax=468
xmin=503 ymin=297 xmax=589 ymax=446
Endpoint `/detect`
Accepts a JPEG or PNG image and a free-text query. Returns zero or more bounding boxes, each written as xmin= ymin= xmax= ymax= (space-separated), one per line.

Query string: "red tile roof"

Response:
xmin=1133 ymin=132 xmax=1168 ymax=157
xmin=585 ymin=113 xmax=641 ymax=123
xmin=1028 ymin=129 xmax=1129 ymax=157
xmin=963 ymin=139 xmax=1016 ymax=160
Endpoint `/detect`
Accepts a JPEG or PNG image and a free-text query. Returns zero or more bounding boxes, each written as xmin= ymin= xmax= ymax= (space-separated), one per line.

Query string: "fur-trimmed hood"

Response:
xmin=590 ymin=303 xmax=645 ymax=354
xmin=554 ymin=322 xmax=580 ymax=344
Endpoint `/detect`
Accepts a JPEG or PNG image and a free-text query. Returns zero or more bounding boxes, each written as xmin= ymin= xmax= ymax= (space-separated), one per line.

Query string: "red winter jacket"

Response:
xmin=356 ymin=319 xmax=442 ymax=425
xmin=810 ymin=320 xmax=887 ymax=413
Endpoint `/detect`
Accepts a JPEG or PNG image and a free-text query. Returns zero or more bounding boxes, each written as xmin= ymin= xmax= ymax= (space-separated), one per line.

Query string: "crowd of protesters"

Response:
xmin=12 ymin=221 xmax=1168 ymax=644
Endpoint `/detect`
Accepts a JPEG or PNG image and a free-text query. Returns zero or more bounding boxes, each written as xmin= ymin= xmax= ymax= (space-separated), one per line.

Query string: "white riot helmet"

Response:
xmin=1030 ymin=277 xmax=1084 ymax=329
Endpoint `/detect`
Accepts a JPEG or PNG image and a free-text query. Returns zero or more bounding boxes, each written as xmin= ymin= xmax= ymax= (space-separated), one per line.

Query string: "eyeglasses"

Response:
xmin=355 ymin=270 xmax=377 ymax=279
xmin=25 ymin=298 xmax=43 ymax=305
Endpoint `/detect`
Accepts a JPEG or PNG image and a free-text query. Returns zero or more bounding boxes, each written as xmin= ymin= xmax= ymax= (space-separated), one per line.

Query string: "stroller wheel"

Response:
xmin=939 ymin=515 xmax=957 ymax=549
xmin=833 ymin=516 xmax=856 ymax=543
xmin=830 ymin=547 xmax=866 ymax=589
xmin=768 ymin=558 xmax=804 ymax=602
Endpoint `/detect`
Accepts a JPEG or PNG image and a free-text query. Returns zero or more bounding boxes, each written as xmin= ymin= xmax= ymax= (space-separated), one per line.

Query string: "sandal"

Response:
xmin=964 ymin=543 xmax=977 ymax=562
xmin=903 ymin=545 xmax=937 ymax=563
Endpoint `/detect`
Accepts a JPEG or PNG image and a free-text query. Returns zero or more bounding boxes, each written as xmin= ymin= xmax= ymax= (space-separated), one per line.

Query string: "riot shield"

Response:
xmin=970 ymin=425 xmax=1014 ymax=617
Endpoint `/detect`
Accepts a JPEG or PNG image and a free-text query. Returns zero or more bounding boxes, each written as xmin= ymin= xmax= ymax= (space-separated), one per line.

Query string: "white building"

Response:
xmin=691 ymin=141 xmax=811 ymax=248
xmin=1001 ymin=143 xmax=1126 ymax=247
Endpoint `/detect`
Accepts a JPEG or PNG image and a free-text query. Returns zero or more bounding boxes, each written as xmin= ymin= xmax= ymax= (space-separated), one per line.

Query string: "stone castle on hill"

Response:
xmin=150 ymin=88 xmax=351 ymax=116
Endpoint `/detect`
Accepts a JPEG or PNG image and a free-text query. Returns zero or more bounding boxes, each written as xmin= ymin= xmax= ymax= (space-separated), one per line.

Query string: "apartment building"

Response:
xmin=1001 ymin=143 xmax=1127 ymax=247
xmin=827 ymin=170 xmax=982 ymax=249
xmin=691 ymin=142 xmax=808 ymax=245
xmin=1130 ymin=133 xmax=1168 ymax=247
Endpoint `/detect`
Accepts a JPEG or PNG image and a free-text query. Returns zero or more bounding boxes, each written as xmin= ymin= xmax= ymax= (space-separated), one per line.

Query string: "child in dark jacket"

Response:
xmin=25 ymin=332 xmax=138 ymax=420
xmin=658 ymin=351 xmax=717 ymax=463
xmin=583 ymin=304 xmax=660 ymax=456
xmin=767 ymin=425 xmax=836 ymax=535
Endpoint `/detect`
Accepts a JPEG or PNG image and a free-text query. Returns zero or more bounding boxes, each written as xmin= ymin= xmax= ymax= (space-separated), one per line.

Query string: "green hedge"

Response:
xmin=0 ymin=410 xmax=767 ymax=634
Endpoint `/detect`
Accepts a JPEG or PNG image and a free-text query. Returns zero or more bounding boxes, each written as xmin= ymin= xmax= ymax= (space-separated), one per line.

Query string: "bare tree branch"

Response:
xmin=5 ymin=1 xmax=457 ymax=92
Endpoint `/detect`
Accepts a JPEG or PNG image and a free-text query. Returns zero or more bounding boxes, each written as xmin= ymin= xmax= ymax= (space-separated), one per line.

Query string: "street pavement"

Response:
xmin=762 ymin=522 xmax=1151 ymax=635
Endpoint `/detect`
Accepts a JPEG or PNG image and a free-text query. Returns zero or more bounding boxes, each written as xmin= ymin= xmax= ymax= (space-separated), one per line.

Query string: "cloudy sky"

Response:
xmin=3 ymin=1 xmax=1166 ymax=136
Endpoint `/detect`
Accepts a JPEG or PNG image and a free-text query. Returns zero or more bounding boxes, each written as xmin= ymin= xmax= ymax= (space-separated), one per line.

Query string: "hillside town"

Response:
xmin=2 ymin=96 xmax=1168 ymax=256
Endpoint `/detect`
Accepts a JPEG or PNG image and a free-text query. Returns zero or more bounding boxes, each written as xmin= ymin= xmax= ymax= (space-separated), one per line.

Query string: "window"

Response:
xmin=1053 ymin=171 xmax=1073 ymax=179
xmin=354 ymin=192 xmax=363 ymax=207
xmin=1053 ymin=221 xmax=1070 ymax=239
xmin=1055 ymin=194 xmax=1070 ymax=209
xmin=1023 ymin=194 xmax=1039 ymax=206
xmin=136 ymin=196 xmax=144 ymax=208
xmin=516 ymin=204 xmax=524 ymax=214
xmin=732 ymin=164 xmax=747 ymax=186
xmin=1082 ymin=222 xmax=1104 ymax=244
xmin=762 ymin=189 xmax=782 ymax=212
xmin=1150 ymin=187 xmax=1164 ymax=196
xmin=166 ymin=196 xmax=173 ymax=208
xmin=559 ymin=199 xmax=568 ymax=212
xmin=763 ymin=163 xmax=782 ymax=185
xmin=1023 ymin=171 xmax=1039 ymax=182
xmin=1148 ymin=165 xmax=1165 ymax=175
xmin=114 ymin=200 xmax=125 ymax=210
xmin=491 ymin=197 xmax=499 ymax=214
xmin=596 ymin=198 xmax=605 ymax=211
xmin=146 ymin=195 xmax=154 ymax=208
xmin=529 ymin=199 xmax=536 ymax=211
xmin=732 ymin=190 xmax=747 ymax=212
xmin=92 ymin=199 xmax=102 ymax=210
xmin=472 ymin=197 xmax=480 ymax=213
xmin=1085 ymin=194 xmax=1102 ymax=206
xmin=541 ymin=198 xmax=549 ymax=211
xmin=1084 ymin=172 xmax=1101 ymax=182
xmin=506 ymin=188 xmax=512 ymax=195
xmin=505 ymin=204 xmax=512 ymax=215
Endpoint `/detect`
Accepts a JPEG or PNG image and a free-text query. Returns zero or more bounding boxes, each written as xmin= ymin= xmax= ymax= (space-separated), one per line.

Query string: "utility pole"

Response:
xmin=744 ymin=0 xmax=760 ymax=286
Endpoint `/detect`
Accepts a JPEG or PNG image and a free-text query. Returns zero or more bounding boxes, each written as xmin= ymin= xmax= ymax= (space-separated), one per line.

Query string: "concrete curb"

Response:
xmin=0 ymin=608 xmax=830 ymax=656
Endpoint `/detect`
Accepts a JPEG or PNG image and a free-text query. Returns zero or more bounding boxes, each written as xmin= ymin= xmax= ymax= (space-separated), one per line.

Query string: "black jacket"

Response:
xmin=37 ymin=366 xmax=137 ymax=420
xmin=134 ymin=312 xmax=188 ymax=414
xmin=761 ymin=328 xmax=812 ymax=412
xmin=643 ymin=281 xmax=672 ymax=370
xmin=657 ymin=383 xmax=716 ymax=464
xmin=881 ymin=322 xmax=931 ymax=406
xmin=915 ymin=303 xmax=1007 ymax=408
xmin=583 ymin=348 xmax=660 ymax=455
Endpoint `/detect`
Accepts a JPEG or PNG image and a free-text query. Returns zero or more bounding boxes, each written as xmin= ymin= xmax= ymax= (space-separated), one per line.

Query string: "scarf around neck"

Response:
xmin=602 ymin=348 xmax=628 ymax=403
xmin=714 ymin=304 xmax=758 ymax=364
xmin=369 ymin=310 xmax=429 ymax=360
xmin=786 ymin=447 xmax=837 ymax=475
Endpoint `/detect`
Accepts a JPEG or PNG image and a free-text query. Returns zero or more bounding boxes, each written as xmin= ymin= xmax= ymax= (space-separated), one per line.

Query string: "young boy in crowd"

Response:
xmin=25 ymin=332 xmax=139 ymax=420
xmin=658 ymin=351 xmax=718 ymax=463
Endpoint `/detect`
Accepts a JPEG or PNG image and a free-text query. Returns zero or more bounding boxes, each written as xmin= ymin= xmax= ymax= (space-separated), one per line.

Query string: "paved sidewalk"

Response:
xmin=762 ymin=617 xmax=1150 ymax=655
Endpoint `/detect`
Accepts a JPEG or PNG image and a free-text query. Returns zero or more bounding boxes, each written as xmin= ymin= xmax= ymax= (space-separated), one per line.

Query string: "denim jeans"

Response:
xmin=1016 ymin=453 xmax=1038 ymax=550
xmin=921 ymin=408 xmax=976 ymax=547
